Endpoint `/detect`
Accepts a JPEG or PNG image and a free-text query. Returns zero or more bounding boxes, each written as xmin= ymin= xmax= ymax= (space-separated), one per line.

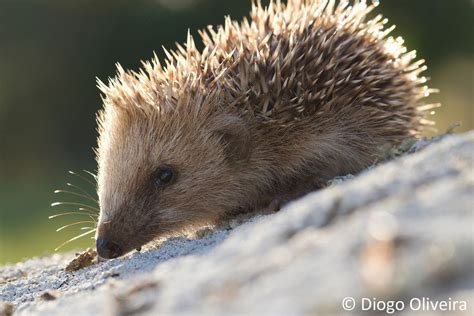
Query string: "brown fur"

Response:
xmin=95 ymin=0 xmax=437 ymax=257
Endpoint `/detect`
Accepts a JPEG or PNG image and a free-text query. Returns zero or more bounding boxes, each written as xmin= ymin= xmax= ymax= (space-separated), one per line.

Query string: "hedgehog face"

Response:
xmin=95 ymin=107 xmax=251 ymax=259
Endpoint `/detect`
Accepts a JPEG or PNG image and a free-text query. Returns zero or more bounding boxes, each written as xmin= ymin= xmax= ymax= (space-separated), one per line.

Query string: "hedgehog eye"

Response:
xmin=154 ymin=166 xmax=175 ymax=187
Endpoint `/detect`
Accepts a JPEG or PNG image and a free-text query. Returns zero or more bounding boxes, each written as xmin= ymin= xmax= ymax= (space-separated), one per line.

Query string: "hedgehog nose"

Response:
xmin=96 ymin=238 xmax=123 ymax=259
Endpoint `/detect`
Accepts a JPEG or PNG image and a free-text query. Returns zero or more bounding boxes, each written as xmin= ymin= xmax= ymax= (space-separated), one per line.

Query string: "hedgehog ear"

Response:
xmin=211 ymin=113 xmax=251 ymax=163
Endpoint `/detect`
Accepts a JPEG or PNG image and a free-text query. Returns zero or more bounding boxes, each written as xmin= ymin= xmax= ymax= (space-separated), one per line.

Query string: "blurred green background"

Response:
xmin=0 ymin=0 xmax=472 ymax=264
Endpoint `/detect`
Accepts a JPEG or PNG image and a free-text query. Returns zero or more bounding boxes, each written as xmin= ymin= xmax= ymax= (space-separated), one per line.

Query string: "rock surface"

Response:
xmin=1 ymin=132 xmax=473 ymax=315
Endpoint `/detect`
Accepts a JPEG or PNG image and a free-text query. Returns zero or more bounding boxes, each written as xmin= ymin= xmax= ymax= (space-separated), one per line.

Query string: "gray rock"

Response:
xmin=1 ymin=132 xmax=473 ymax=316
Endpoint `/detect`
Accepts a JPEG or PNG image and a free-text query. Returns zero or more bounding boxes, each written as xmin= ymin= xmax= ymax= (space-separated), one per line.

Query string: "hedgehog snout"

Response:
xmin=96 ymin=236 xmax=123 ymax=259
xmin=96 ymin=221 xmax=125 ymax=259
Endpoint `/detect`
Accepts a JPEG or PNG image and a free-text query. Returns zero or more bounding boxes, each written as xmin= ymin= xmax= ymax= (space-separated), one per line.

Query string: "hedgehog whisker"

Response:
xmin=80 ymin=226 xmax=96 ymax=230
xmin=51 ymin=202 xmax=99 ymax=212
xmin=83 ymin=169 xmax=98 ymax=181
xmin=68 ymin=170 xmax=97 ymax=187
xmin=53 ymin=207 xmax=97 ymax=215
xmin=77 ymin=207 xmax=99 ymax=214
xmin=48 ymin=212 xmax=98 ymax=219
xmin=54 ymin=229 xmax=96 ymax=251
xmin=66 ymin=182 xmax=98 ymax=201
xmin=88 ymin=215 xmax=98 ymax=223
xmin=56 ymin=221 xmax=96 ymax=232
xmin=49 ymin=205 xmax=97 ymax=215
xmin=54 ymin=189 xmax=99 ymax=205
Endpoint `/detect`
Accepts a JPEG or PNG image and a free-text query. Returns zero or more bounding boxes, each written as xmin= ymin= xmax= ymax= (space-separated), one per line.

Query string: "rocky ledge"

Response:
xmin=1 ymin=132 xmax=473 ymax=316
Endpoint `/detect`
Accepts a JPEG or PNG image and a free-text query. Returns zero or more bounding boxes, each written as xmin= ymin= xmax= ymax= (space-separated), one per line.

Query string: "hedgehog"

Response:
xmin=94 ymin=0 xmax=438 ymax=259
